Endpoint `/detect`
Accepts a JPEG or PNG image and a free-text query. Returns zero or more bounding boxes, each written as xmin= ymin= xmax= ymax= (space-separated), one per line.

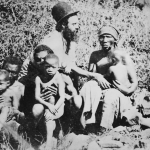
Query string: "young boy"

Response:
xmin=35 ymin=54 xmax=65 ymax=149
xmin=0 ymin=69 xmax=23 ymax=131
xmin=107 ymin=50 xmax=149 ymax=127
xmin=107 ymin=50 xmax=131 ymax=91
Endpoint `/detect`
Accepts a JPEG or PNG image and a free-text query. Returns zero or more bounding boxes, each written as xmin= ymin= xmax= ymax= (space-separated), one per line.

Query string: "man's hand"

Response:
xmin=112 ymin=80 xmax=131 ymax=96
xmin=94 ymin=73 xmax=111 ymax=89
xmin=61 ymin=62 xmax=72 ymax=74
xmin=64 ymin=65 xmax=72 ymax=74
xmin=47 ymin=103 xmax=58 ymax=115
xmin=0 ymin=96 xmax=4 ymax=103
xmin=41 ymin=86 xmax=57 ymax=101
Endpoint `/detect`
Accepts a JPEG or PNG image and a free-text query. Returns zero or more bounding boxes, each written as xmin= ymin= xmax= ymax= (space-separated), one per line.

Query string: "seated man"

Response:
xmin=2 ymin=56 xmax=25 ymax=114
xmin=1 ymin=56 xmax=25 ymax=148
xmin=0 ymin=69 xmax=24 ymax=131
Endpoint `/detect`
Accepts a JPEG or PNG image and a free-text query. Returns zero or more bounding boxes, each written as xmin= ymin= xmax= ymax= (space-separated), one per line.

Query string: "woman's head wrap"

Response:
xmin=99 ymin=26 xmax=120 ymax=40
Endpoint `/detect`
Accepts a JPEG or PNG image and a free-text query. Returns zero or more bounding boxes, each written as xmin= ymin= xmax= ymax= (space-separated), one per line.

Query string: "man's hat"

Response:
xmin=52 ymin=2 xmax=79 ymax=25
xmin=99 ymin=26 xmax=120 ymax=40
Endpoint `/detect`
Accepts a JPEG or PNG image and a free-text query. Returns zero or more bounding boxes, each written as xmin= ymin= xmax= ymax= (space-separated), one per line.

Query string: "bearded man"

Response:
xmin=38 ymin=2 xmax=108 ymax=134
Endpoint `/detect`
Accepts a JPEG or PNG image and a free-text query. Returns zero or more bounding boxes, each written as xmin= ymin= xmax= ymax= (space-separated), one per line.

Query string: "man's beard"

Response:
xmin=63 ymin=27 xmax=79 ymax=43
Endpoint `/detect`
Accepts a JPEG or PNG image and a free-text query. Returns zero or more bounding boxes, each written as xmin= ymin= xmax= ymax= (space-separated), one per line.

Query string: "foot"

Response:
xmin=97 ymin=126 xmax=107 ymax=135
xmin=129 ymin=116 xmax=139 ymax=126
xmin=85 ymin=115 xmax=96 ymax=124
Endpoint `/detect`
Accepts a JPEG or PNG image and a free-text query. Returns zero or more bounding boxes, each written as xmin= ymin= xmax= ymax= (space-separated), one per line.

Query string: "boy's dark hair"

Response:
xmin=45 ymin=54 xmax=59 ymax=64
xmin=34 ymin=45 xmax=54 ymax=57
xmin=108 ymin=50 xmax=126 ymax=65
xmin=0 ymin=69 xmax=9 ymax=81
xmin=2 ymin=56 xmax=23 ymax=71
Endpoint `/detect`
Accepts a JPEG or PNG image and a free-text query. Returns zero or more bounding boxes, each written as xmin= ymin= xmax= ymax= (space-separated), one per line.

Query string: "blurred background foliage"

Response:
xmin=0 ymin=0 xmax=150 ymax=98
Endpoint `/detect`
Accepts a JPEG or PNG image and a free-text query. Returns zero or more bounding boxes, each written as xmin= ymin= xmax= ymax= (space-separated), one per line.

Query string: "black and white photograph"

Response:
xmin=0 ymin=0 xmax=150 ymax=149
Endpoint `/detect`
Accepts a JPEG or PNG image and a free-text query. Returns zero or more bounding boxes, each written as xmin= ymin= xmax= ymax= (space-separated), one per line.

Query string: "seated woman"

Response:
xmin=80 ymin=25 xmax=138 ymax=134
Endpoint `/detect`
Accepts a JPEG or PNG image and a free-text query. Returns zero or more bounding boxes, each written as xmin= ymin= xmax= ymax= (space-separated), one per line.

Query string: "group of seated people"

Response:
xmin=0 ymin=26 xmax=150 ymax=150
xmin=1 ymin=2 xmax=150 ymax=150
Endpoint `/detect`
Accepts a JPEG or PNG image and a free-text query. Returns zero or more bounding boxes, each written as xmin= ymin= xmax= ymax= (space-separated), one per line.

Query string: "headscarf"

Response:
xmin=99 ymin=26 xmax=120 ymax=41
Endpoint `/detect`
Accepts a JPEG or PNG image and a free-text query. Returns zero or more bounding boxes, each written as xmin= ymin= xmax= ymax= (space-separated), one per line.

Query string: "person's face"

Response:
xmin=99 ymin=34 xmax=115 ymax=51
xmin=34 ymin=51 xmax=48 ymax=66
xmin=0 ymin=75 xmax=9 ymax=94
xmin=67 ymin=15 xmax=79 ymax=32
xmin=63 ymin=15 xmax=79 ymax=41
xmin=3 ymin=63 xmax=19 ymax=84
xmin=44 ymin=58 xmax=59 ymax=76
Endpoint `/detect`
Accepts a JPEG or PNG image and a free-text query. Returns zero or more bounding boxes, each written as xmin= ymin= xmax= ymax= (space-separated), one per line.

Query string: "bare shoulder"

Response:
xmin=39 ymin=30 xmax=62 ymax=49
xmin=90 ymin=50 xmax=103 ymax=58
xmin=90 ymin=50 xmax=104 ymax=64
xmin=116 ymin=47 xmax=133 ymax=63
xmin=56 ymin=72 xmax=65 ymax=85
xmin=35 ymin=76 xmax=42 ymax=85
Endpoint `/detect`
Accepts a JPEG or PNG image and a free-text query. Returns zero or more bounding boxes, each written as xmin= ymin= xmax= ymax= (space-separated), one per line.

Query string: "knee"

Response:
xmin=67 ymin=84 xmax=78 ymax=96
xmin=73 ymin=95 xmax=83 ymax=109
xmin=32 ymin=104 xmax=44 ymax=116
xmin=104 ymin=89 xmax=121 ymax=101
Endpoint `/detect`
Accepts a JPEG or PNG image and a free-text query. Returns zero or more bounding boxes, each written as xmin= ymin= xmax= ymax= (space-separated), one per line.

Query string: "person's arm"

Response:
xmin=35 ymin=76 xmax=57 ymax=114
xmin=54 ymin=75 xmax=65 ymax=110
xmin=113 ymin=54 xmax=138 ymax=95
xmin=18 ymin=58 xmax=30 ymax=80
xmin=88 ymin=52 xmax=97 ymax=73
xmin=71 ymin=57 xmax=111 ymax=89
xmin=12 ymin=83 xmax=25 ymax=109
xmin=12 ymin=94 xmax=19 ymax=109
xmin=71 ymin=65 xmax=97 ymax=78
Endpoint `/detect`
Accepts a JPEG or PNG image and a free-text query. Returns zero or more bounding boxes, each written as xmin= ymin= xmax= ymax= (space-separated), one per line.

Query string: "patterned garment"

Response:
xmin=39 ymin=72 xmax=60 ymax=103
xmin=41 ymin=83 xmax=58 ymax=102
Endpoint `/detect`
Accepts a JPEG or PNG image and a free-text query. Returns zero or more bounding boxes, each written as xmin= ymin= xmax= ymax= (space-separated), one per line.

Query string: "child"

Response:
xmin=0 ymin=69 xmax=23 ymax=131
xmin=107 ymin=50 xmax=149 ymax=127
xmin=107 ymin=50 xmax=131 ymax=91
xmin=35 ymin=54 xmax=65 ymax=149
xmin=107 ymin=50 xmax=137 ymax=118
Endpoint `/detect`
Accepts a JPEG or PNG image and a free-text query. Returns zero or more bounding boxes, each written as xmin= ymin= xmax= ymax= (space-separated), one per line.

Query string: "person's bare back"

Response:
xmin=109 ymin=63 xmax=131 ymax=89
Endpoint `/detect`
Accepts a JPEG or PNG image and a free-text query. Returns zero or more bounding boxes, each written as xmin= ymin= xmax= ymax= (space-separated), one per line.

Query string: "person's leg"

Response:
xmin=80 ymin=80 xmax=102 ymax=127
xmin=86 ymin=81 xmax=102 ymax=124
xmin=32 ymin=104 xmax=44 ymax=127
xmin=100 ymin=89 xmax=121 ymax=130
xmin=45 ymin=120 xmax=56 ymax=150
xmin=43 ymin=109 xmax=58 ymax=150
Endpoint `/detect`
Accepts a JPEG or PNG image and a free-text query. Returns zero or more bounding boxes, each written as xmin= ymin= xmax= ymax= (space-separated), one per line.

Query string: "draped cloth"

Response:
xmin=80 ymin=80 xmax=102 ymax=127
